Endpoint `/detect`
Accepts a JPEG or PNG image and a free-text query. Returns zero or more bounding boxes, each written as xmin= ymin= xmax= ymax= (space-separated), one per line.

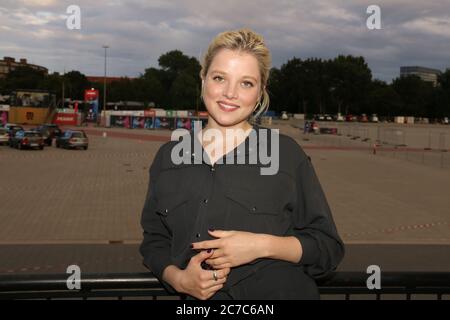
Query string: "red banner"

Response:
xmin=54 ymin=113 xmax=77 ymax=125
xmin=84 ymin=89 xmax=99 ymax=101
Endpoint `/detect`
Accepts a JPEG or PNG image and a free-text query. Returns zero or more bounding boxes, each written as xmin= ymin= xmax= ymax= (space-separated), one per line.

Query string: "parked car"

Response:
xmin=41 ymin=123 xmax=62 ymax=137
xmin=32 ymin=124 xmax=61 ymax=146
xmin=9 ymin=130 xmax=45 ymax=150
xmin=0 ymin=128 xmax=9 ymax=145
xmin=4 ymin=124 xmax=24 ymax=144
xmin=359 ymin=114 xmax=369 ymax=122
xmin=314 ymin=114 xmax=325 ymax=121
xmin=370 ymin=114 xmax=379 ymax=123
xmin=56 ymin=130 xmax=89 ymax=150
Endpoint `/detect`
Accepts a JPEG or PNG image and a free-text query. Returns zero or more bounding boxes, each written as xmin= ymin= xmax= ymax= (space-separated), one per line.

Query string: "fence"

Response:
xmin=0 ymin=272 xmax=449 ymax=300
xmin=296 ymin=121 xmax=450 ymax=169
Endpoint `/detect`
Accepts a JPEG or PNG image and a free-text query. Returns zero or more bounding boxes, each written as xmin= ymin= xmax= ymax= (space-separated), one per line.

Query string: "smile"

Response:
xmin=217 ymin=102 xmax=240 ymax=112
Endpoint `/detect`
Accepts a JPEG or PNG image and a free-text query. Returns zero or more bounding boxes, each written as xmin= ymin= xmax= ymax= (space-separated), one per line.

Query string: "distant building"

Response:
xmin=400 ymin=66 xmax=442 ymax=86
xmin=0 ymin=56 xmax=48 ymax=78
xmin=87 ymin=76 xmax=136 ymax=84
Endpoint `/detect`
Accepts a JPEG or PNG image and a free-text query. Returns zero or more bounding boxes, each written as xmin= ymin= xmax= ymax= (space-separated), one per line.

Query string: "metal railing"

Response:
xmin=1 ymin=272 xmax=449 ymax=300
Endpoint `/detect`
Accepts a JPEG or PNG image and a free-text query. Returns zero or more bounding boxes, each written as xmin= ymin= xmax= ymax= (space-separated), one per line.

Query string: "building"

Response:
xmin=400 ymin=66 xmax=442 ymax=86
xmin=0 ymin=56 xmax=48 ymax=78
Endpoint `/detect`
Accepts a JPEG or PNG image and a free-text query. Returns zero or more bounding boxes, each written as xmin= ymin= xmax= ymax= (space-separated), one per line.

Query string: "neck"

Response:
xmin=198 ymin=118 xmax=254 ymax=153
xmin=204 ymin=118 xmax=253 ymax=137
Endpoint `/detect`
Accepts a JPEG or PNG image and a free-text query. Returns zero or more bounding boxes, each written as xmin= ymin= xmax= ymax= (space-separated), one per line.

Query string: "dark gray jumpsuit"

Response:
xmin=140 ymin=125 xmax=345 ymax=300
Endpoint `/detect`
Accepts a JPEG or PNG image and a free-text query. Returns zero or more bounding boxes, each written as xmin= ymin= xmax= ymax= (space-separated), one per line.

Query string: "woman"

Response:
xmin=140 ymin=28 xmax=344 ymax=300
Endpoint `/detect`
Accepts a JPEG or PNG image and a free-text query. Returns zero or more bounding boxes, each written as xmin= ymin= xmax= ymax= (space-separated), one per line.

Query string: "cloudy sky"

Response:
xmin=1 ymin=0 xmax=449 ymax=82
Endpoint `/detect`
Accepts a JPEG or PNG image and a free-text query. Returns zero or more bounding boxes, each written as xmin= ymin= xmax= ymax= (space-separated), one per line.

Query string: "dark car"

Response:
xmin=32 ymin=124 xmax=61 ymax=146
xmin=56 ymin=130 xmax=88 ymax=150
xmin=4 ymin=124 xmax=24 ymax=144
xmin=42 ymin=124 xmax=62 ymax=137
xmin=9 ymin=130 xmax=45 ymax=150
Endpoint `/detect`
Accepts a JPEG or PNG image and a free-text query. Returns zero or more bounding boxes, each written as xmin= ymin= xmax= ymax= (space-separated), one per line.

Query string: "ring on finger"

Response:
xmin=212 ymin=270 xmax=218 ymax=281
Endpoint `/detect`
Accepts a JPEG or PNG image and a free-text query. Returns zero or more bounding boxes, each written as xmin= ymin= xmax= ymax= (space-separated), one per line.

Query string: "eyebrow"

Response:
xmin=210 ymin=70 xmax=258 ymax=82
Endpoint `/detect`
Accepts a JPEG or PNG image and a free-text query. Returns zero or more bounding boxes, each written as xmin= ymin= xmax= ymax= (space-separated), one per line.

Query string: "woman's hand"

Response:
xmin=191 ymin=230 xmax=268 ymax=269
xmin=177 ymin=249 xmax=231 ymax=300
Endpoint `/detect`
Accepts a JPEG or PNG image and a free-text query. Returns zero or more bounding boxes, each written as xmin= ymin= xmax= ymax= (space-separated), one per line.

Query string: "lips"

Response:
xmin=217 ymin=101 xmax=240 ymax=112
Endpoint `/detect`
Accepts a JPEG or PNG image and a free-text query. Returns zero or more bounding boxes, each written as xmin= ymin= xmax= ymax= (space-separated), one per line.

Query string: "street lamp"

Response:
xmin=102 ymin=45 xmax=109 ymax=126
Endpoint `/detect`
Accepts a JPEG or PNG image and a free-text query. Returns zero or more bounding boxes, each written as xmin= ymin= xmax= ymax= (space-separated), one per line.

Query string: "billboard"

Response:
xmin=84 ymin=89 xmax=99 ymax=122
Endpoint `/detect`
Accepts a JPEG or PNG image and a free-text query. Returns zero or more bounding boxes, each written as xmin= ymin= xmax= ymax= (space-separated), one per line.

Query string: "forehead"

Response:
xmin=209 ymin=48 xmax=260 ymax=79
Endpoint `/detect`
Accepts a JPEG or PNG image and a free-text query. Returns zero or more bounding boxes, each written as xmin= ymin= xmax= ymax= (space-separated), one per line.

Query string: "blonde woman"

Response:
xmin=140 ymin=28 xmax=344 ymax=300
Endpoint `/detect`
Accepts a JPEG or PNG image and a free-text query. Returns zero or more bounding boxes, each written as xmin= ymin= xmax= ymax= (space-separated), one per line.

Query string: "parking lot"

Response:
xmin=1 ymin=122 xmax=449 ymax=274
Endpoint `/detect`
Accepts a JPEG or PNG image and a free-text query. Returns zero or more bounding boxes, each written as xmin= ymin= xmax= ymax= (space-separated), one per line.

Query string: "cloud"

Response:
xmin=0 ymin=0 xmax=448 ymax=82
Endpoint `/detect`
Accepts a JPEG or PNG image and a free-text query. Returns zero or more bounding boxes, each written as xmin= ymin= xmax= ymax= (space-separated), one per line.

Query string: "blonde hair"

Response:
xmin=200 ymin=28 xmax=271 ymax=120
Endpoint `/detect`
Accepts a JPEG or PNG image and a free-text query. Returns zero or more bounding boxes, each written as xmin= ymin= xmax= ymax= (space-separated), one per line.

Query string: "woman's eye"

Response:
xmin=242 ymin=81 xmax=254 ymax=88
xmin=213 ymin=76 xmax=224 ymax=82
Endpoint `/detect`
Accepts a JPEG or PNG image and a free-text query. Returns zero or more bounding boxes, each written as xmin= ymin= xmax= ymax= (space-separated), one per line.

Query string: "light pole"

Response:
xmin=102 ymin=45 xmax=109 ymax=126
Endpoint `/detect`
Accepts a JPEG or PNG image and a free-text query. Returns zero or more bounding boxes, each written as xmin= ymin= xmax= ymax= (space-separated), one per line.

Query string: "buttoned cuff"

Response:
xmin=295 ymin=233 xmax=321 ymax=266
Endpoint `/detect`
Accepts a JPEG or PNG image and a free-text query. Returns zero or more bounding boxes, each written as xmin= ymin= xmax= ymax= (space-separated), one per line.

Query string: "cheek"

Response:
xmin=204 ymin=83 xmax=221 ymax=100
xmin=240 ymin=90 xmax=260 ymax=108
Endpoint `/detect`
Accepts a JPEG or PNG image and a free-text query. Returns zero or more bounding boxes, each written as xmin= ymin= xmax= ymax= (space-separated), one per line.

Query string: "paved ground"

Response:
xmin=0 ymin=121 xmax=449 ymax=274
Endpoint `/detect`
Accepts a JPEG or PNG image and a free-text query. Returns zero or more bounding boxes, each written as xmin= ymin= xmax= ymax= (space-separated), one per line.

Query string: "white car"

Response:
xmin=370 ymin=114 xmax=379 ymax=123
xmin=0 ymin=128 xmax=9 ymax=145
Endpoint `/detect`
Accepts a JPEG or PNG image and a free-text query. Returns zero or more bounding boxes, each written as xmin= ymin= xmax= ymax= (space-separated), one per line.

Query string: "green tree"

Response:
xmin=392 ymin=75 xmax=434 ymax=117
xmin=3 ymin=66 xmax=46 ymax=91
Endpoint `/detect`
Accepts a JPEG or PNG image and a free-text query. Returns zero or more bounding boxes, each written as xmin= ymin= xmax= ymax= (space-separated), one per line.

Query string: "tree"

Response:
xmin=3 ymin=66 xmax=46 ymax=91
xmin=392 ymin=75 xmax=434 ymax=116
xmin=64 ymin=71 xmax=90 ymax=101
xmin=328 ymin=55 xmax=372 ymax=115
xmin=435 ymin=70 xmax=450 ymax=117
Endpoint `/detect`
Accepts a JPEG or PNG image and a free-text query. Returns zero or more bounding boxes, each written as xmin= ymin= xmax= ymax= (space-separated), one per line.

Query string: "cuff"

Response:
xmin=295 ymin=233 xmax=320 ymax=266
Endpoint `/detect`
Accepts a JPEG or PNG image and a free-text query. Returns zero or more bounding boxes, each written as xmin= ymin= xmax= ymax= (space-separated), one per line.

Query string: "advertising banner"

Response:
xmin=54 ymin=113 xmax=77 ymax=125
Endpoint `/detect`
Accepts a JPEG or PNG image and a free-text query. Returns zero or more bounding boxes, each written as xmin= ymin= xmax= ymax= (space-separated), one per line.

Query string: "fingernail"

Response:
xmin=190 ymin=244 xmax=194 ymax=249
xmin=208 ymin=228 xmax=215 ymax=232
xmin=207 ymin=249 xmax=212 ymax=253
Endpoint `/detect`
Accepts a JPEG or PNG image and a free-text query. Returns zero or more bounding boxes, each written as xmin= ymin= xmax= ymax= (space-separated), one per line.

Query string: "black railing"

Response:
xmin=0 ymin=272 xmax=449 ymax=300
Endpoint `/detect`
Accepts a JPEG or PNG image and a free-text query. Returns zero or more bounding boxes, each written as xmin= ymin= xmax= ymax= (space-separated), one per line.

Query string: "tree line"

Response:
xmin=0 ymin=50 xmax=449 ymax=118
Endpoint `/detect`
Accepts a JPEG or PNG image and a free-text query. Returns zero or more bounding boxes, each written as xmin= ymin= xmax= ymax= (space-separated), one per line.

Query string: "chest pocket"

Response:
xmin=156 ymin=194 xmax=190 ymax=218
xmin=225 ymin=188 xmax=280 ymax=216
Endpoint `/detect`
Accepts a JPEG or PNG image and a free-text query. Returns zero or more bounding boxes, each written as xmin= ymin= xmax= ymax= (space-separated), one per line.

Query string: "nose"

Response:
xmin=223 ymin=82 xmax=238 ymax=99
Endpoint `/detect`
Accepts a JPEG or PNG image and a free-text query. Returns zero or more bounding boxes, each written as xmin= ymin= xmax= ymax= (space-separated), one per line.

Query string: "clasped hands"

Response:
xmin=177 ymin=230 xmax=265 ymax=300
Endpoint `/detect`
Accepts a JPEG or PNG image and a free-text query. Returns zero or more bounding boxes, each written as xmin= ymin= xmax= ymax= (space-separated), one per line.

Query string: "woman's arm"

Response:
xmin=259 ymin=234 xmax=303 ymax=263
xmin=194 ymin=230 xmax=303 ymax=268
xmin=290 ymin=156 xmax=345 ymax=278
xmin=140 ymin=147 xmax=177 ymax=293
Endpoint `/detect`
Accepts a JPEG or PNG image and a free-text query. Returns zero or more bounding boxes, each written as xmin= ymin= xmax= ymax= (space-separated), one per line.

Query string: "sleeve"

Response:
xmin=139 ymin=147 xmax=177 ymax=294
xmin=290 ymin=157 xmax=345 ymax=279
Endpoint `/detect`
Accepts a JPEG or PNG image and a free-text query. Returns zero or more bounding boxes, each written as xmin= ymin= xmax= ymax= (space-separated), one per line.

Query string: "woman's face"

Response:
xmin=202 ymin=48 xmax=261 ymax=129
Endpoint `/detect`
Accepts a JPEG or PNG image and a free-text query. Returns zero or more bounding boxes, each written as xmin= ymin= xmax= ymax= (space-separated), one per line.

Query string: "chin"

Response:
xmin=209 ymin=112 xmax=249 ymax=128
